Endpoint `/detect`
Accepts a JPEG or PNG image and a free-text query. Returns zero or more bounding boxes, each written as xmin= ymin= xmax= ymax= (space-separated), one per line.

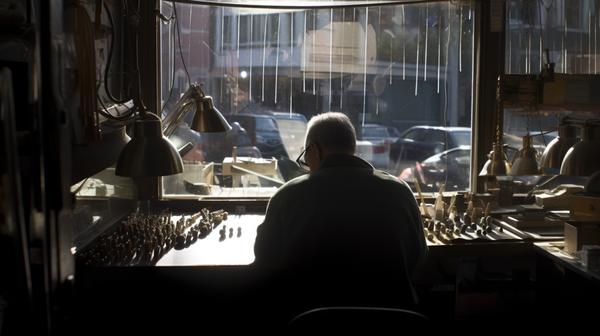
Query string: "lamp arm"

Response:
xmin=162 ymin=84 xmax=205 ymax=137
xmin=162 ymin=100 xmax=195 ymax=137
xmin=525 ymin=174 xmax=560 ymax=203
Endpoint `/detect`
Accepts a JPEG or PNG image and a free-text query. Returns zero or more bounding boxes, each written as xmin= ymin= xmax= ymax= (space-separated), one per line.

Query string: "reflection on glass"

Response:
xmin=70 ymin=169 xmax=136 ymax=253
xmin=160 ymin=1 xmax=475 ymax=197
xmin=504 ymin=0 xmax=592 ymax=190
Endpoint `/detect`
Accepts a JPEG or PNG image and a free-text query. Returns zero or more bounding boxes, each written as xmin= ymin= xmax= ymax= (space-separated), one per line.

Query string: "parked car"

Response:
xmin=169 ymin=122 xmax=261 ymax=164
xmin=389 ymin=126 xmax=471 ymax=169
xmin=361 ymin=124 xmax=400 ymax=145
xmin=356 ymin=140 xmax=389 ymax=169
xmin=398 ymin=146 xmax=471 ymax=192
xmin=226 ymin=113 xmax=289 ymax=160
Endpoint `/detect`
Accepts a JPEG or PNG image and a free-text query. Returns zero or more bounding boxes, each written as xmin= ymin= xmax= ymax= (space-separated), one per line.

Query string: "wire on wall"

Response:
xmin=103 ymin=1 xmax=135 ymax=105
xmin=161 ymin=2 xmax=192 ymax=115
xmin=95 ymin=1 xmax=143 ymax=122
xmin=69 ymin=2 xmax=102 ymax=142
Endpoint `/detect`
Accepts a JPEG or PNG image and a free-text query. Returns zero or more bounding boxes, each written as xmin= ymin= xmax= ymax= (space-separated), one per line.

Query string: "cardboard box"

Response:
xmin=569 ymin=194 xmax=600 ymax=221
xmin=564 ymin=221 xmax=600 ymax=254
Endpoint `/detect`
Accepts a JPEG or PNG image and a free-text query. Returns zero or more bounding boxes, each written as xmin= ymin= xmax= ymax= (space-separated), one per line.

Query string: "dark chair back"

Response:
xmin=286 ymin=306 xmax=432 ymax=335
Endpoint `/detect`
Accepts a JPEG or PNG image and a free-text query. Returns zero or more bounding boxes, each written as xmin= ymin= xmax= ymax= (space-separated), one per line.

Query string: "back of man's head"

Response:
xmin=306 ymin=112 xmax=356 ymax=154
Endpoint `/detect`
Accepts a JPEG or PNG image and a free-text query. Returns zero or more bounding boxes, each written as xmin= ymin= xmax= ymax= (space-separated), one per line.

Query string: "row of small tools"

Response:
xmin=76 ymin=208 xmax=228 ymax=266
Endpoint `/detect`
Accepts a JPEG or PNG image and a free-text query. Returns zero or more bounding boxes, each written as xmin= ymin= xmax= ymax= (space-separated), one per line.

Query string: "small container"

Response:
xmin=581 ymin=245 xmax=600 ymax=269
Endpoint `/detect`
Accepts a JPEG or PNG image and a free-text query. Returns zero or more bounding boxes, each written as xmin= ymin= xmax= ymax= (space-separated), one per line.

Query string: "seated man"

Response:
xmin=254 ymin=112 xmax=428 ymax=312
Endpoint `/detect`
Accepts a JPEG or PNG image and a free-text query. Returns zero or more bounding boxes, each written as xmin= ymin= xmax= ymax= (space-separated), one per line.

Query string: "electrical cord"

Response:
xmin=174 ymin=3 xmax=191 ymax=88
xmin=69 ymin=3 xmax=101 ymax=142
xmin=161 ymin=2 xmax=192 ymax=115
xmin=103 ymin=1 xmax=135 ymax=104
xmin=94 ymin=0 xmax=146 ymax=123
xmin=161 ymin=3 xmax=178 ymax=114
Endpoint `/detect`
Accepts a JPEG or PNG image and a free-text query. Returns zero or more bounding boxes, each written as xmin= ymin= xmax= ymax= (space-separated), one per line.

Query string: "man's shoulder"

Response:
xmin=372 ymin=169 xmax=413 ymax=188
xmin=271 ymin=174 xmax=311 ymax=197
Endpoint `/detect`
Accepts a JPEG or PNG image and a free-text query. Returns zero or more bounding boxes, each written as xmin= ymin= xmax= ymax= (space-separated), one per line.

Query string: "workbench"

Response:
xmin=533 ymin=242 xmax=600 ymax=334
xmin=69 ymin=207 xmax=572 ymax=335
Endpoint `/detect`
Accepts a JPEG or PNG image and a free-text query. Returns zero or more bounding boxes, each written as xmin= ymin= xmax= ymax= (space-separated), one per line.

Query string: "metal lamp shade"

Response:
xmin=539 ymin=124 xmax=580 ymax=169
xmin=115 ymin=119 xmax=184 ymax=177
xmin=509 ymin=135 xmax=544 ymax=176
xmin=560 ymin=126 xmax=600 ymax=176
xmin=190 ymin=96 xmax=232 ymax=133
xmin=479 ymin=142 xmax=510 ymax=176
xmin=479 ymin=142 xmax=511 ymax=176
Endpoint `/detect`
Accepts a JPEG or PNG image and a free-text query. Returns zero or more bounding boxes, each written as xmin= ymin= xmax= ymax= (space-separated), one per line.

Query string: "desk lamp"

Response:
xmin=539 ymin=124 xmax=580 ymax=169
xmin=114 ymin=73 xmax=184 ymax=177
xmin=190 ymin=90 xmax=232 ymax=133
xmin=162 ymin=83 xmax=232 ymax=138
xmin=115 ymin=113 xmax=184 ymax=177
xmin=508 ymin=134 xmax=544 ymax=176
xmin=560 ymin=125 xmax=600 ymax=176
xmin=480 ymin=77 xmax=511 ymax=176
xmin=115 ymin=30 xmax=184 ymax=177
xmin=479 ymin=142 xmax=511 ymax=176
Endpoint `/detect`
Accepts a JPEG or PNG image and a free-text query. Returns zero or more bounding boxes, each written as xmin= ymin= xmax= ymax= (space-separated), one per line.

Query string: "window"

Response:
xmin=452 ymin=130 xmax=470 ymax=147
xmin=503 ymin=0 xmax=595 ymax=190
xmin=160 ymin=1 xmax=476 ymax=197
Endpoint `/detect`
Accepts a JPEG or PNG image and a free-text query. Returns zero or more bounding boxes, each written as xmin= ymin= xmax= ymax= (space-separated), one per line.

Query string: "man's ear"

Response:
xmin=312 ymin=141 xmax=322 ymax=163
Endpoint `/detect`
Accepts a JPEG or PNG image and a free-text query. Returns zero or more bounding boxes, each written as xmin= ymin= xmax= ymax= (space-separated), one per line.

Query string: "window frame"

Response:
xmin=154 ymin=0 xmax=485 ymax=199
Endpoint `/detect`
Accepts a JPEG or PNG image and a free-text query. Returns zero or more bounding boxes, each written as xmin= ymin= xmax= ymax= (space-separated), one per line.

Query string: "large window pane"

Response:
xmin=160 ymin=1 xmax=475 ymax=197
xmin=503 ymin=0 xmax=595 ymax=191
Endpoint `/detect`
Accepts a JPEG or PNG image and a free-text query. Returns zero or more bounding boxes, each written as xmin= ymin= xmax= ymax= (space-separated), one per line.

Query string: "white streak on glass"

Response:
xmin=221 ymin=7 xmax=224 ymax=102
xmin=290 ymin=12 xmax=294 ymax=115
xmin=275 ymin=13 xmax=281 ymax=104
xmin=425 ymin=4 xmax=428 ymax=81
xmin=415 ymin=7 xmax=420 ymax=96
xmin=580 ymin=9 xmax=583 ymax=73
xmin=527 ymin=27 xmax=531 ymax=74
xmin=313 ymin=11 xmax=316 ymax=95
xmin=262 ymin=14 xmax=267 ymax=102
xmin=303 ymin=12 xmax=306 ymax=92
xmin=539 ymin=3 xmax=544 ymax=69
xmin=249 ymin=14 xmax=253 ymax=100
xmin=188 ymin=5 xmax=193 ymax=83
xmin=402 ymin=6 xmax=405 ymax=80
xmin=237 ymin=8 xmax=240 ymax=59
xmin=390 ymin=7 xmax=393 ymax=84
xmin=508 ymin=9 xmax=511 ymax=73
xmin=329 ymin=8 xmax=333 ymax=111
xmin=565 ymin=19 xmax=567 ymax=73
xmin=437 ymin=9 xmax=441 ymax=93
xmin=341 ymin=8 xmax=345 ymax=109
xmin=459 ymin=6 xmax=463 ymax=72
xmin=315 ymin=10 xmax=318 ymax=110
xmin=363 ymin=7 xmax=368 ymax=126
xmin=378 ymin=7 xmax=382 ymax=37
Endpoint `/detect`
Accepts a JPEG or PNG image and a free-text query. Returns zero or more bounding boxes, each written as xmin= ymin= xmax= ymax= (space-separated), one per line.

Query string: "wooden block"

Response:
xmin=564 ymin=221 xmax=600 ymax=254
